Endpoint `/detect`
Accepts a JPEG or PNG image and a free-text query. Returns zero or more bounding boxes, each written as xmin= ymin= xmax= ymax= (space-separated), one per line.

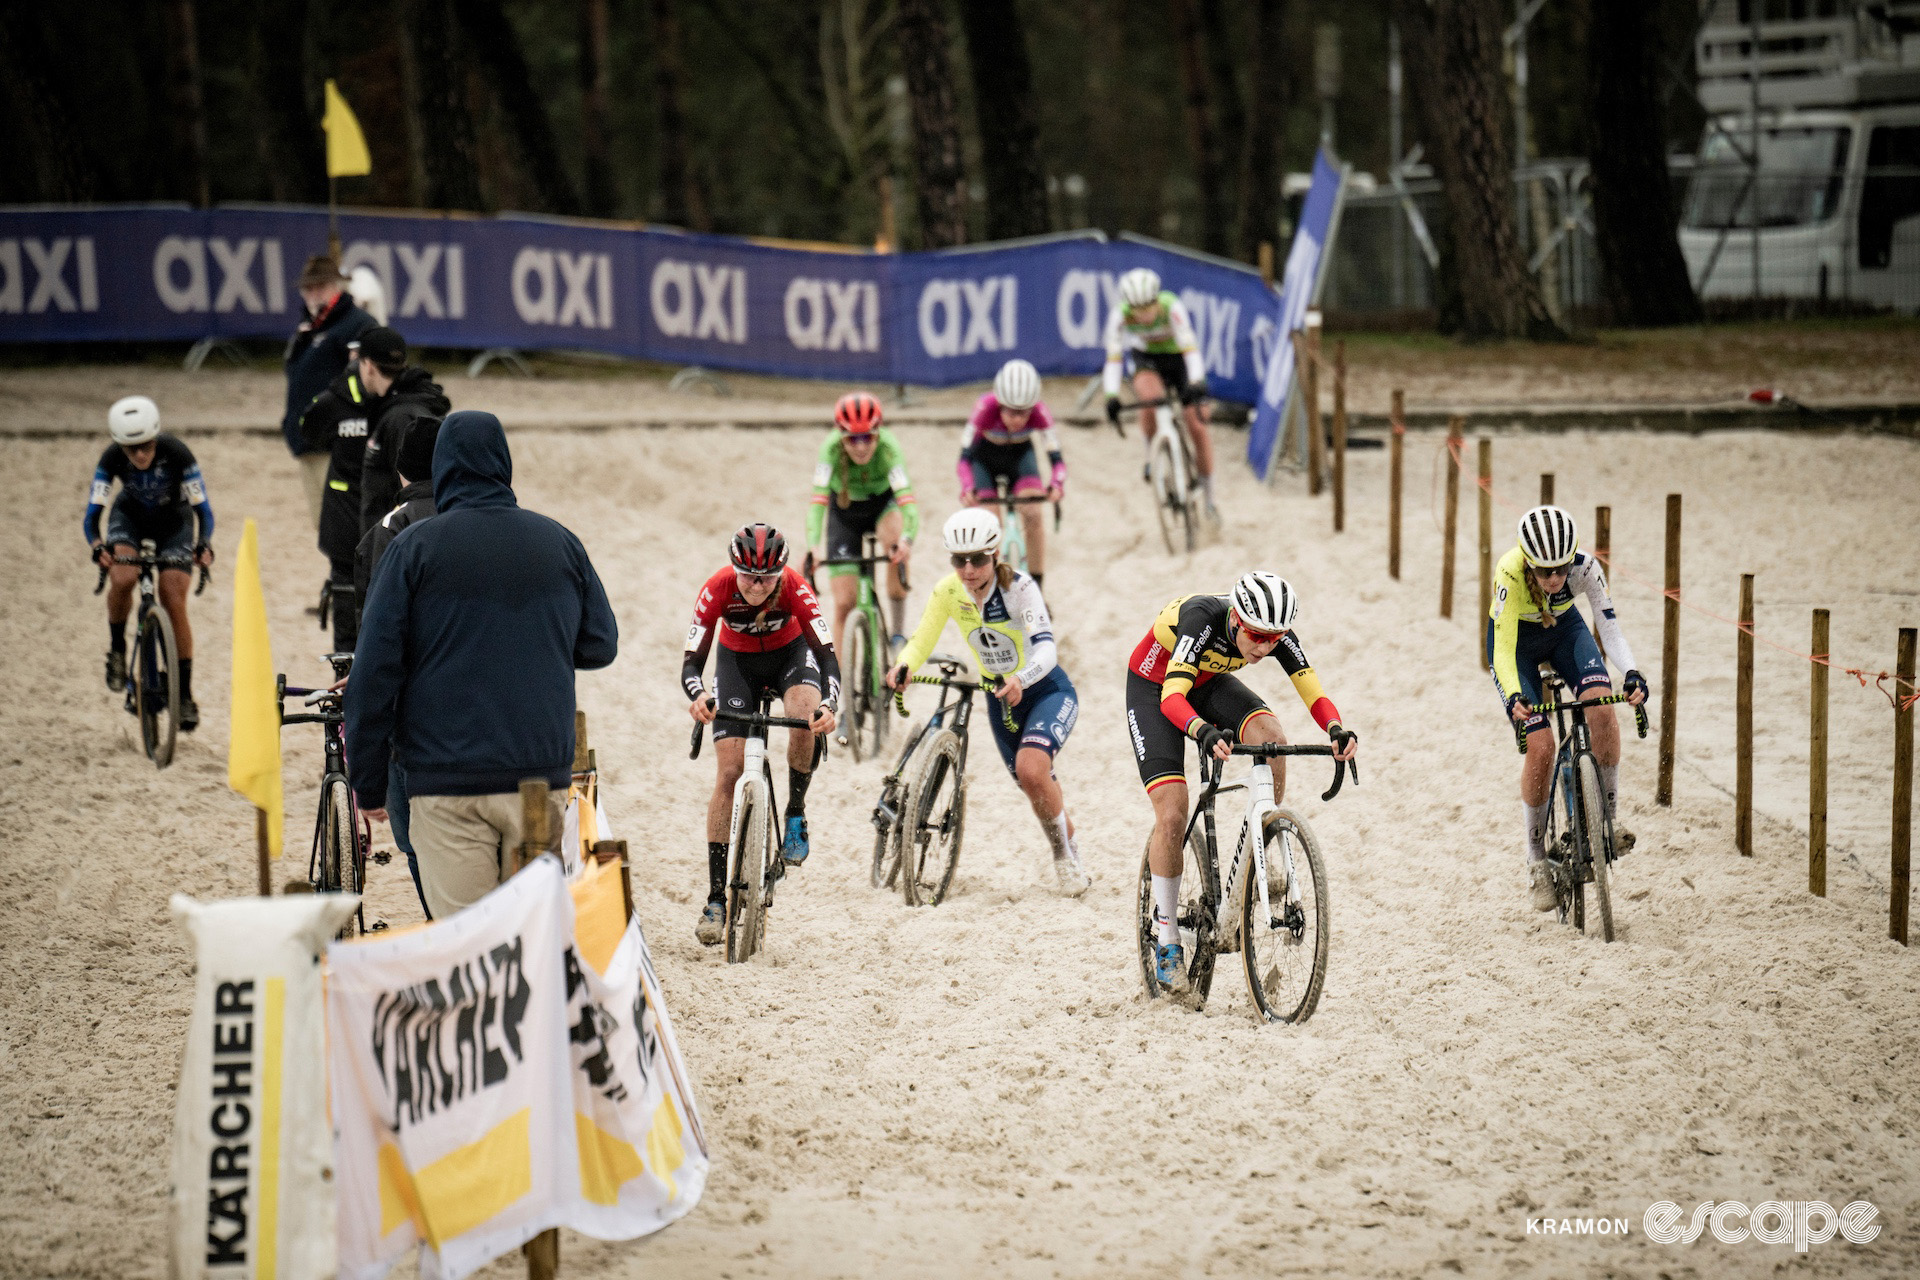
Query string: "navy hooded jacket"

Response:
xmin=345 ymin=410 xmax=618 ymax=807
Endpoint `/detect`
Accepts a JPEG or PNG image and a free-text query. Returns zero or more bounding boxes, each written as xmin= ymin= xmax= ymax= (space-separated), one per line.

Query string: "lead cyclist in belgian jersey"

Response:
xmin=1125 ymin=573 xmax=1358 ymax=990
xmin=1102 ymin=267 xmax=1218 ymax=520
xmin=885 ymin=509 xmax=1088 ymax=895
xmin=809 ymin=391 xmax=920 ymax=651
xmin=959 ymin=359 xmax=1065 ymax=589
xmin=85 ymin=396 xmax=216 ymax=731
xmin=1489 ymin=506 xmax=1648 ymax=912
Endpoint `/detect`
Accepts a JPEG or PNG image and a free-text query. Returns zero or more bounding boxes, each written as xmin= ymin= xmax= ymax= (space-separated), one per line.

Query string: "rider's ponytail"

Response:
xmin=996 ymin=562 xmax=1015 ymax=591
xmin=1526 ymin=565 xmax=1557 ymax=628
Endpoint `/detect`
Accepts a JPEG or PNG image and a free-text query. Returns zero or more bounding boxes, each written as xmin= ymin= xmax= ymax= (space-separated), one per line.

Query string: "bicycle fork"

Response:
xmin=1217 ymin=764 xmax=1297 ymax=947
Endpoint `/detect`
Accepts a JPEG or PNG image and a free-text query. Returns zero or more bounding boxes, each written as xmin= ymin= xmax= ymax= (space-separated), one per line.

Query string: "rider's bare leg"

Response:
xmin=1148 ymin=778 xmax=1189 ymax=945
xmin=830 ymin=574 xmax=857 ymax=645
xmin=1132 ymin=369 xmax=1167 ymax=455
xmin=1019 ymin=501 xmax=1046 ymax=580
xmin=158 ymin=568 xmax=194 ymax=660
xmin=878 ymin=507 xmax=908 ymax=636
xmin=106 ymin=543 xmax=137 ymax=626
xmin=707 ymin=737 xmax=746 ymax=844
xmin=1519 ymin=720 xmax=1555 ymax=860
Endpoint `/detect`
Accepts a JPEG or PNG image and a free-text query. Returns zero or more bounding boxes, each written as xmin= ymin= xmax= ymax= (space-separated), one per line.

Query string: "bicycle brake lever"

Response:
xmin=1321 ymin=758 xmax=1346 ymax=803
xmin=196 ymin=565 xmax=211 ymax=597
xmin=689 ymin=720 xmax=705 ymax=760
xmin=1635 ymin=704 xmax=1650 ymax=739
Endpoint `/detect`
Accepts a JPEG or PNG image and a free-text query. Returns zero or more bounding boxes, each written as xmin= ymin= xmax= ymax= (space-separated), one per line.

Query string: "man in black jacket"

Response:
xmin=301 ymin=327 xmax=450 ymax=650
xmin=358 ymin=345 xmax=451 ymax=538
xmin=284 ymin=255 xmax=374 ymax=530
xmin=344 ymin=410 xmax=619 ymax=919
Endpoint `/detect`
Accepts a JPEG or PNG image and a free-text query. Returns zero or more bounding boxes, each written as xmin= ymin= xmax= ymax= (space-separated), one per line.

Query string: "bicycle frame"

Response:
xmin=279 ymin=653 xmax=369 ymax=930
xmin=977 ymin=479 xmax=1059 ymax=576
xmin=1187 ymin=748 xmax=1348 ymax=946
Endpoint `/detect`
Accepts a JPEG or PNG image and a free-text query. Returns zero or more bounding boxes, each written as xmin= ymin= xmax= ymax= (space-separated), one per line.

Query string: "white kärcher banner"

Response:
xmin=328 ymin=857 xmax=576 ymax=1280
xmin=169 ymin=891 xmax=359 ymax=1280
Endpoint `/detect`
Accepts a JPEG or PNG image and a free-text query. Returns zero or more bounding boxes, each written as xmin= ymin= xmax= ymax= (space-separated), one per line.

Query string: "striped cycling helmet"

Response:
xmin=993 ymin=359 xmax=1043 ymax=411
xmin=1517 ymin=505 xmax=1579 ymax=569
xmin=1119 ymin=267 xmax=1161 ymax=307
xmin=1230 ymin=571 xmax=1298 ymax=635
xmin=730 ymin=523 xmax=789 ymax=574
xmin=833 ymin=391 xmax=884 ymax=435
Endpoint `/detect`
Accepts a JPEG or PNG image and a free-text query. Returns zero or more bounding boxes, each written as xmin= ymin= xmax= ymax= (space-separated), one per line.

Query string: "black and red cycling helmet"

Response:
xmin=729 ymin=523 xmax=789 ymax=575
xmin=833 ymin=390 xmax=883 ymax=436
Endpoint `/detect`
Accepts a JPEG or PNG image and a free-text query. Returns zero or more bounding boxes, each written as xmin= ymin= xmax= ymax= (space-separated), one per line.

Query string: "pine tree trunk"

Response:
xmin=957 ymin=0 xmax=1050 ymax=240
xmin=1170 ymin=0 xmax=1230 ymax=255
xmin=1583 ymin=0 xmax=1701 ymax=325
xmin=405 ymin=0 xmax=484 ymax=211
xmin=455 ymin=0 xmax=583 ymax=216
xmin=1201 ymin=0 xmax=1246 ymax=255
xmin=579 ymin=0 xmax=616 ymax=217
xmin=252 ymin=0 xmax=326 ymax=204
xmin=162 ymin=0 xmax=212 ymax=206
xmin=649 ymin=0 xmax=710 ymax=230
xmin=895 ymin=0 xmax=968 ymax=247
xmin=1234 ymin=0 xmax=1289 ymax=262
xmin=0 ymin=12 xmax=96 ymax=201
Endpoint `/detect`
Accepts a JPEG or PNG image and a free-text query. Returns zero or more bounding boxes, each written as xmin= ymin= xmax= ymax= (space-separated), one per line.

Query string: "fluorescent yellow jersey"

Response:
xmin=1488 ymin=546 xmax=1638 ymax=700
xmin=897 ymin=570 xmax=1057 ymax=687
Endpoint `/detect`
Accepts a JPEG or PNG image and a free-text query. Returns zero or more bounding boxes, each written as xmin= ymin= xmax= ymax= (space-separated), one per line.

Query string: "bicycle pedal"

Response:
xmin=371 ymin=850 xmax=393 ymax=866
xmin=369 ymin=920 xmax=389 ymax=932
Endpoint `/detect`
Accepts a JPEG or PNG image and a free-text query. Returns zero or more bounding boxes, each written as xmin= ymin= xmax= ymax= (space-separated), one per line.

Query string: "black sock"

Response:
xmin=178 ymin=657 xmax=193 ymax=701
xmin=109 ymin=622 xmax=126 ymax=654
xmin=787 ymin=767 xmax=812 ymax=822
xmin=707 ymin=842 xmax=728 ymax=902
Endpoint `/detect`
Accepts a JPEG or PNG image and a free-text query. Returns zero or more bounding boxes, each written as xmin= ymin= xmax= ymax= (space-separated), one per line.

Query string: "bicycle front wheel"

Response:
xmin=900 ymin=729 xmax=965 ymax=906
xmin=135 ymin=607 xmax=181 ymax=768
xmin=727 ymin=785 xmax=770 ymax=963
xmin=322 ymin=778 xmax=363 ymax=938
xmin=839 ymin=609 xmax=872 ymax=763
xmin=1149 ymin=433 xmax=1181 ymax=555
xmin=1242 ymin=810 xmax=1329 ymax=1024
xmin=1577 ymin=755 xmax=1615 ymax=942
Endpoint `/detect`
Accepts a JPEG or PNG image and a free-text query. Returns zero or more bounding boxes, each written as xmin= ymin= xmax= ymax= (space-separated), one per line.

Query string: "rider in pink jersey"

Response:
xmin=957 ymin=359 xmax=1065 ymax=589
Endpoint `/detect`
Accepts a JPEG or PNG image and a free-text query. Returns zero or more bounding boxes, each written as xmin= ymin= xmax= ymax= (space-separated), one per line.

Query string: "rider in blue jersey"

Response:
xmin=85 ymin=396 xmax=215 ymax=730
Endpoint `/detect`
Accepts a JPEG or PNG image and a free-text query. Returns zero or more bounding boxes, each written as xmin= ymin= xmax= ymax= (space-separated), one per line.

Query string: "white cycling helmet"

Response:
xmin=1517 ymin=505 xmax=1579 ymax=569
xmin=993 ymin=358 xmax=1042 ymax=411
xmin=1118 ymin=267 xmax=1161 ymax=308
xmin=108 ymin=395 xmax=161 ymax=446
xmin=1230 ymin=570 xmax=1298 ymax=634
xmin=943 ymin=508 xmax=1002 ymax=555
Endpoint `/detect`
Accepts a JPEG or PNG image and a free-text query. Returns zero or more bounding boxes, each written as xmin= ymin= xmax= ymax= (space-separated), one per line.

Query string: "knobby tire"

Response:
xmin=900 ymin=730 xmax=965 ymax=906
xmin=136 ymin=607 xmax=180 ymax=769
xmin=1241 ymin=811 xmax=1329 ymax=1024
xmin=1578 ymin=755 xmax=1615 ymax=942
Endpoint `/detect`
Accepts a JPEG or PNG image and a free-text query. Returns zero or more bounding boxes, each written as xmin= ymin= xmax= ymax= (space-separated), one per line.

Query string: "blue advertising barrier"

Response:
xmin=1248 ymin=150 xmax=1349 ymax=480
xmin=0 ymin=205 xmax=1277 ymax=404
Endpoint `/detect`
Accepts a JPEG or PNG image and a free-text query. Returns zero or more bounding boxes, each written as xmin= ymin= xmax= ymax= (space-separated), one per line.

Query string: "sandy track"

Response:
xmin=2 ymin=373 xmax=1918 ymax=1278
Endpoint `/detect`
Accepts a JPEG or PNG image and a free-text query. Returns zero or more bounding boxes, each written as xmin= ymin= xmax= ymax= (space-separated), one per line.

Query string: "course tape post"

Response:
xmin=0 ymin=206 xmax=1278 ymax=404
xmin=1438 ymin=433 xmax=1920 ymax=712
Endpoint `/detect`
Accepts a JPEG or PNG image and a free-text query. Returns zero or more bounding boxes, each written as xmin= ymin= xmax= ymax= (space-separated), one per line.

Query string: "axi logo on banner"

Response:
xmin=344 ymin=240 xmax=468 ymax=321
xmin=651 ymin=259 xmax=745 ymax=343
xmin=0 ymin=237 xmax=100 ymax=314
xmin=515 ymin=247 xmax=612 ymax=329
xmin=785 ymin=277 xmax=880 ymax=353
xmin=919 ymin=274 xmax=1017 ymax=358
xmin=153 ymin=237 xmax=286 ymax=315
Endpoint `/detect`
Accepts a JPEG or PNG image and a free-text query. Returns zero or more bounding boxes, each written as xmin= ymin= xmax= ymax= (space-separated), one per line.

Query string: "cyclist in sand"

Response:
xmin=1102 ymin=267 xmax=1218 ymax=521
xmin=958 ymin=358 xmax=1066 ymax=590
xmin=809 ymin=391 xmax=919 ymax=652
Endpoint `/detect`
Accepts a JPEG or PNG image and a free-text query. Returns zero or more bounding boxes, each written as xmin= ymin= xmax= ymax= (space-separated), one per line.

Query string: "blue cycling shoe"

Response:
xmin=781 ymin=815 xmax=810 ymax=866
xmin=1154 ymin=942 xmax=1190 ymax=993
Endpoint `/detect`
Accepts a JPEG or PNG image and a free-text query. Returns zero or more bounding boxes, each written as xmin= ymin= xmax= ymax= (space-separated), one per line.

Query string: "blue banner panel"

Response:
xmin=1249 ymin=150 xmax=1346 ymax=480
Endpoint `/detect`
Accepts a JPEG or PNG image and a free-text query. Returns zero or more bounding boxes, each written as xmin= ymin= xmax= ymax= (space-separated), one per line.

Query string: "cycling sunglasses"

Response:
xmin=1237 ymin=620 xmax=1286 ymax=645
xmin=950 ymin=552 xmax=995 ymax=569
xmin=734 ymin=569 xmax=782 ymax=586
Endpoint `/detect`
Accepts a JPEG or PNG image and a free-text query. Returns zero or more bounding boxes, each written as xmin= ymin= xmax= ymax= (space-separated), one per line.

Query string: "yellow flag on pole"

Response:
xmin=229 ymin=519 xmax=283 ymax=857
xmin=323 ymin=79 xmax=372 ymax=179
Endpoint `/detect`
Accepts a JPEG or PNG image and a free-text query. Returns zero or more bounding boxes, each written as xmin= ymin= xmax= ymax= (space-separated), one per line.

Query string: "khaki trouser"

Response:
xmin=299 ymin=452 xmax=331 ymax=530
xmin=408 ymin=792 xmax=565 ymax=920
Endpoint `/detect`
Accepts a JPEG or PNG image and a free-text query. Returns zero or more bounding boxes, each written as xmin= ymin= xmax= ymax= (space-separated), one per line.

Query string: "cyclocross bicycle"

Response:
xmin=1137 ymin=739 xmax=1352 ymax=1024
xmin=870 ymin=654 xmax=991 ymax=906
xmin=96 ymin=539 xmax=209 ymax=769
xmin=1517 ymin=668 xmax=1649 ymax=943
xmin=1130 ymin=395 xmax=1202 ymax=554
xmin=977 ymin=477 xmax=1058 ymax=577
xmin=690 ymin=692 xmax=818 ymax=963
xmin=821 ymin=531 xmax=899 ymax=763
xmin=279 ymin=652 xmax=372 ymax=937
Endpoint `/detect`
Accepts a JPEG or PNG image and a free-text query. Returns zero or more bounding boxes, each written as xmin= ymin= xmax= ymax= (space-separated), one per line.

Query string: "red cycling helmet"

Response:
xmin=730 ymin=523 xmax=789 ymax=575
xmin=833 ymin=391 xmax=883 ymax=436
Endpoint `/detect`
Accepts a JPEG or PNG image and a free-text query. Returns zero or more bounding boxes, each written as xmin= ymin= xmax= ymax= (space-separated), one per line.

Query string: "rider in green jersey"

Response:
xmin=808 ymin=391 xmax=920 ymax=648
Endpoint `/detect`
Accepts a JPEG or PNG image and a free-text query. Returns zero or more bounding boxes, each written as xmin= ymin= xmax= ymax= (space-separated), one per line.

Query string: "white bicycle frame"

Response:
xmin=726 ymin=732 xmax=774 ymax=878
xmin=1152 ymin=404 xmax=1192 ymax=505
xmin=1203 ymin=757 xmax=1299 ymax=949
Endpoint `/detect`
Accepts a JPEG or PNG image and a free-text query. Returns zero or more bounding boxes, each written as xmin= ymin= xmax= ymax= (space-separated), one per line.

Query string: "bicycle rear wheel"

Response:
xmin=1149 ymin=434 xmax=1181 ymax=555
xmin=134 ymin=607 xmax=180 ymax=768
xmin=1134 ymin=829 xmax=1216 ymax=1008
xmin=900 ymin=730 xmax=965 ymax=906
xmin=1577 ymin=755 xmax=1615 ymax=942
xmin=1241 ymin=811 xmax=1329 ymax=1024
xmin=839 ymin=609 xmax=872 ymax=762
xmin=320 ymin=778 xmax=363 ymax=938
xmin=727 ymin=785 xmax=770 ymax=963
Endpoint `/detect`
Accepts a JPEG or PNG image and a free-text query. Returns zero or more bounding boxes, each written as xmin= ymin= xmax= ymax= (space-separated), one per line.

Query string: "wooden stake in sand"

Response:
xmin=1441 ymin=416 xmax=1462 ymax=619
xmin=1893 ymin=627 xmax=1916 ymax=945
xmin=1810 ymin=608 xmax=1830 ymax=897
xmin=1736 ymin=573 xmax=1755 ymax=856
xmin=1540 ymin=473 xmax=1555 ymax=505
xmin=257 ymin=810 xmax=272 ymax=897
xmin=1332 ymin=339 xmax=1348 ymax=532
xmin=1594 ymin=506 xmax=1612 ymax=663
xmin=1476 ymin=438 xmax=1492 ymax=670
xmin=1657 ymin=494 xmax=1682 ymax=806
xmin=1389 ymin=390 xmax=1404 ymax=580
xmin=1305 ymin=320 xmax=1326 ymax=496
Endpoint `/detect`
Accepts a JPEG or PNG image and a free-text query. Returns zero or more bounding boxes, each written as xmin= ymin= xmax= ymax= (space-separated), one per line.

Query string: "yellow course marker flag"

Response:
xmin=228 ymin=518 xmax=283 ymax=856
xmin=323 ymin=79 xmax=372 ymax=179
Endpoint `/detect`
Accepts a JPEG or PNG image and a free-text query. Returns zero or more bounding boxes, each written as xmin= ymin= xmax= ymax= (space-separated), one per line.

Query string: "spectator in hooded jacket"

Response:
xmin=358 ymin=348 xmax=452 ymax=539
xmin=344 ymin=410 xmax=619 ymax=919
xmin=299 ymin=326 xmax=450 ymax=651
xmin=284 ymin=255 xmax=375 ymax=529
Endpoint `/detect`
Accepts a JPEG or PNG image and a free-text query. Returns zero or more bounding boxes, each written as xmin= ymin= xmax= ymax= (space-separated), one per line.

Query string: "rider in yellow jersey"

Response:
xmin=885 ymin=509 xmax=1088 ymax=895
xmin=1488 ymin=505 xmax=1648 ymax=912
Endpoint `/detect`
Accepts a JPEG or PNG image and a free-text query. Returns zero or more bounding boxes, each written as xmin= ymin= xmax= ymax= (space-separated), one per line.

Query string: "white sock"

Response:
xmin=1599 ymin=763 xmax=1619 ymax=820
xmin=1152 ymin=875 xmax=1183 ymax=945
xmin=1048 ymin=811 xmax=1075 ymax=862
xmin=1200 ymin=473 xmax=1216 ymax=502
xmin=1524 ymin=801 xmax=1549 ymax=862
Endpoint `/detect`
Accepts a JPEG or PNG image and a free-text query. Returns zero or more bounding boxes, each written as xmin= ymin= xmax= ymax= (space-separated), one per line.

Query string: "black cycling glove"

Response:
xmin=1329 ymin=723 xmax=1359 ymax=753
xmin=1180 ymin=380 xmax=1208 ymax=406
xmin=1621 ymin=669 xmax=1649 ymax=701
xmin=1104 ymin=396 xmax=1122 ymax=425
xmin=1191 ymin=722 xmax=1233 ymax=756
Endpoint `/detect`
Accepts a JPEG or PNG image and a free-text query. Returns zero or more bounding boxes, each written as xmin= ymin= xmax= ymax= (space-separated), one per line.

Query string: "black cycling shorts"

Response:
xmin=713 ymin=638 xmax=825 ymax=741
xmin=1125 ymin=670 xmax=1272 ymax=792
xmin=1127 ymin=350 xmax=1191 ymax=397
xmin=105 ymin=499 xmax=196 ymax=564
xmin=824 ymin=491 xmax=897 ymax=571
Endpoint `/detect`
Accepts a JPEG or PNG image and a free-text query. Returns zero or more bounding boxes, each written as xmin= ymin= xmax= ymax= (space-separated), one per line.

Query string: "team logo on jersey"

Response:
xmin=969 ymin=627 xmax=1020 ymax=675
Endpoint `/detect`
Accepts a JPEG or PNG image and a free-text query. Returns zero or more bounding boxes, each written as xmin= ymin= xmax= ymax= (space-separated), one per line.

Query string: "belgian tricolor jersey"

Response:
xmin=1128 ymin=593 xmax=1341 ymax=736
